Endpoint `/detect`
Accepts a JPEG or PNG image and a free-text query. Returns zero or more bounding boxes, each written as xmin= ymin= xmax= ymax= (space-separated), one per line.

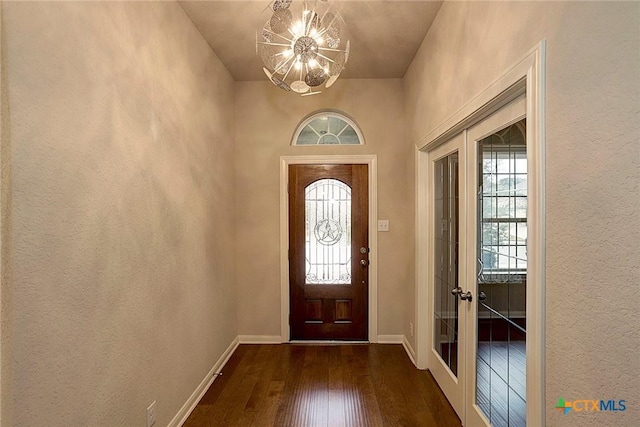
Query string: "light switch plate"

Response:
xmin=377 ymin=220 xmax=390 ymax=232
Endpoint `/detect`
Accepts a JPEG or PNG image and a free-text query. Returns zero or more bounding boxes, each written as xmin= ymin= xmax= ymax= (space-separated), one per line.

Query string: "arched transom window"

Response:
xmin=292 ymin=111 xmax=364 ymax=146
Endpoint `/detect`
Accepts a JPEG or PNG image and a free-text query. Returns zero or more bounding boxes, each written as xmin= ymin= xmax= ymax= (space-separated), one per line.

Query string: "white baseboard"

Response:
xmin=377 ymin=335 xmax=417 ymax=367
xmin=402 ymin=335 xmax=417 ymax=367
xmin=169 ymin=336 xmax=239 ymax=427
xmin=377 ymin=334 xmax=403 ymax=343
xmin=238 ymin=335 xmax=283 ymax=344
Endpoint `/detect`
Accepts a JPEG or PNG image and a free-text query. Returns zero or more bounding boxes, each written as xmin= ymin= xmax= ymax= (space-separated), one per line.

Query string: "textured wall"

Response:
xmin=234 ymin=79 xmax=413 ymax=341
xmin=405 ymin=1 xmax=639 ymax=425
xmin=2 ymin=1 xmax=236 ymax=425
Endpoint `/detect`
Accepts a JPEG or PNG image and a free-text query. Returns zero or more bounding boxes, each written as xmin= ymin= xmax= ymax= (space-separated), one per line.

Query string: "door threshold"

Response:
xmin=289 ymin=340 xmax=370 ymax=345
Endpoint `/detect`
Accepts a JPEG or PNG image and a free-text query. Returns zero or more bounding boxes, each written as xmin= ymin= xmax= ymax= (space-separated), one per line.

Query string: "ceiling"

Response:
xmin=179 ymin=1 xmax=443 ymax=81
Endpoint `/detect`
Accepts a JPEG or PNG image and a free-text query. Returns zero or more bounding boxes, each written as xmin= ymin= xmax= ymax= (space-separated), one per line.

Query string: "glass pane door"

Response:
xmin=434 ymin=152 xmax=460 ymax=375
xmin=428 ymin=132 xmax=466 ymax=419
xmin=465 ymin=95 xmax=527 ymax=427
xmin=475 ymin=119 xmax=527 ymax=427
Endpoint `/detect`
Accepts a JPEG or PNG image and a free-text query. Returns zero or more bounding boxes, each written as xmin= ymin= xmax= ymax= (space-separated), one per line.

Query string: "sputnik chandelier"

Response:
xmin=257 ymin=0 xmax=350 ymax=96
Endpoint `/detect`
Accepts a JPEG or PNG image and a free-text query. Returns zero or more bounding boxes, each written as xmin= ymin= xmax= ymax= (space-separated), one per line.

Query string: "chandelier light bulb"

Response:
xmin=257 ymin=0 xmax=350 ymax=95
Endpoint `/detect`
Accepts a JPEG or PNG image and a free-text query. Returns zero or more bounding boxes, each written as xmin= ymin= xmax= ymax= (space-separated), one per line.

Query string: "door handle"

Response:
xmin=451 ymin=287 xmax=473 ymax=302
xmin=360 ymin=259 xmax=369 ymax=267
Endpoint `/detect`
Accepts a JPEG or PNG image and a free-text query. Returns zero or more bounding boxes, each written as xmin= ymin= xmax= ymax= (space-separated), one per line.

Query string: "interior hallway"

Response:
xmin=1 ymin=1 xmax=637 ymax=425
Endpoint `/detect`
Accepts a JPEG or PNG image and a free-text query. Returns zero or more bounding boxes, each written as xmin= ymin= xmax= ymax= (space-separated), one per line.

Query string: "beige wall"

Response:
xmin=234 ymin=79 xmax=414 ymax=340
xmin=405 ymin=1 xmax=639 ymax=425
xmin=1 ymin=1 xmax=236 ymax=425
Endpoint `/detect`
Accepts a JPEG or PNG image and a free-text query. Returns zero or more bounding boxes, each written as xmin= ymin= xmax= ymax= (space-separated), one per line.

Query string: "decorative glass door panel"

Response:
xmin=434 ymin=153 xmax=459 ymax=376
xmin=427 ymin=132 xmax=466 ymax=419
xmin=464 ymin=96 xmax=527 ymax=427
xmin=305 ymin=179 xmax=352 ymax=285
xmin=475 ymin=119 xmax=527 ymax=427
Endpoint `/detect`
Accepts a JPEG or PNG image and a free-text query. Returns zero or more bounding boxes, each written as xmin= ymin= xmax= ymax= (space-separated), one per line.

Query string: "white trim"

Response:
xmin=524 ymin=40 xmax=546 ymax=427
xmin=415 ymin=145 xmax=429 ymax=370
xmin=169 ymin=336 xmax=239 ymax=427
xmin=0 ymin=2 xmax=5 ymax=423
xmin=289 ymin=340 xmax=369 ymax=345
xmin=417 ymin=51 xmax=531 ymax=151
xmin=402 ymin=336 xmax=417 ymax=367
xmin=280 ymin=155 xmax=378 ymax=343
xmin=238 ymin=335 xmax=283 ymax=344
xmin=375 ymin=335 xmax=417 ymax=367
xmin=377 ymin=334 xmax=403 ymax=344
xmin=415 ymin=41 xmax=546 ymax=427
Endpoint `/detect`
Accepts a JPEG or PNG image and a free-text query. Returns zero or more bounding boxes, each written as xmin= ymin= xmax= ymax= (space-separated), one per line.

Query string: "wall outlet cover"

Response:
xmin=377 ymin=219 xmax=390 ymax=232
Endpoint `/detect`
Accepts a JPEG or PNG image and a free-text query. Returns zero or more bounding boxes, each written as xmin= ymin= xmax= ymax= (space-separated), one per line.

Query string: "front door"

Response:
xmin=289 ymin=164 xmax=369 ymax=340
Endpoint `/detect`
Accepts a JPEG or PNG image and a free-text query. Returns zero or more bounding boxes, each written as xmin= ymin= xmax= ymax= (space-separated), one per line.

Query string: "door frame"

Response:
xmin=280 ymin=155 xmax=378 ymax=343
xmin=416 ymin=41 xmax=546 ymax=425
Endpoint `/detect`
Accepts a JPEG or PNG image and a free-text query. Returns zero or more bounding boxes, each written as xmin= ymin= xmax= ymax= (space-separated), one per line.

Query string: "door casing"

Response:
xmin=280 ymin=155 xmax=378 ymax=343
xmin=416 ymin=41 xmax=546 ymax=425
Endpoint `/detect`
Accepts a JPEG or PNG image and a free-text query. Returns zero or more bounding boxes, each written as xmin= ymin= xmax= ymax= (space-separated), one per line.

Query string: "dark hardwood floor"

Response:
xmin=184 ymin=344 xmax=462 ymax=427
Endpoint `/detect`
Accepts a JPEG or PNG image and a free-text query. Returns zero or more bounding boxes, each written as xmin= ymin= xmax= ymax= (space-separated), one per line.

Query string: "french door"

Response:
xmin=288 ymin=164 xmax=369 ymax=340
xmin=429 ymin=96 xmax=527 ymax=426
xmin=427 ymin=132 xmax=467 ymax=417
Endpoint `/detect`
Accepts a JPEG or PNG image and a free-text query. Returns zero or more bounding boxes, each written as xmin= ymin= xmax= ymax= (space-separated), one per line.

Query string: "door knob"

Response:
xmin=459 ymin=291 xmax=473 ymax=302
xmin=451 ymin=287 xmax=462 ymax=296
xmin=360 ymin=259 xmax=369 ymax=266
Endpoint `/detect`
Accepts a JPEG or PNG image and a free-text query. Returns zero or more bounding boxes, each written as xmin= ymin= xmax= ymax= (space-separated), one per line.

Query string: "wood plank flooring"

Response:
xmin=476 ymin=341 xmax=526 ymax=427
xmin=184 ymin=344 xmax=461 ymax=427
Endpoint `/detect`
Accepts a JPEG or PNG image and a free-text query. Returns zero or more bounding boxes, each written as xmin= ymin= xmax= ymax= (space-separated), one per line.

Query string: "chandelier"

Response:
xmin=257 ymin=0 xmax=350 ymax=96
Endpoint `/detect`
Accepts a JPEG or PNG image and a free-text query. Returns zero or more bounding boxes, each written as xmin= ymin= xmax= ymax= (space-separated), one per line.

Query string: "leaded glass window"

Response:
xmin=478 ymin=119 xmax=527 ymax=278
xmin=305 ymin=179 xmax=352 ymax=284
xmin=293 ymin=111 xmax=364 ymax=145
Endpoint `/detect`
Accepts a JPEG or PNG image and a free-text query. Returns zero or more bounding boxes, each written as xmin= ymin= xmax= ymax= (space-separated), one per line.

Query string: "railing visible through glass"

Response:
xmin=305 ymin=179 xmax=352 ymax=284
xmin=476 ymin=119 xmax=527 ymax=427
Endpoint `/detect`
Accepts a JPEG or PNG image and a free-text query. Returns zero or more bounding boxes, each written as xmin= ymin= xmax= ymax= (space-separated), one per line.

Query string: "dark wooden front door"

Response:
xmin=289 ymin=164 xmax=369 ymax=340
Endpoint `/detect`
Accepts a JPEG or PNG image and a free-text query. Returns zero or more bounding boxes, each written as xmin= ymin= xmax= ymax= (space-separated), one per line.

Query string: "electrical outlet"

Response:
xmin=147 ymin=401 xmax=157 ymax=427
xmin=377 ymin=219 xmax=390 ymax=232
xmin=410 ymin=322 xmax=414 ymax=337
